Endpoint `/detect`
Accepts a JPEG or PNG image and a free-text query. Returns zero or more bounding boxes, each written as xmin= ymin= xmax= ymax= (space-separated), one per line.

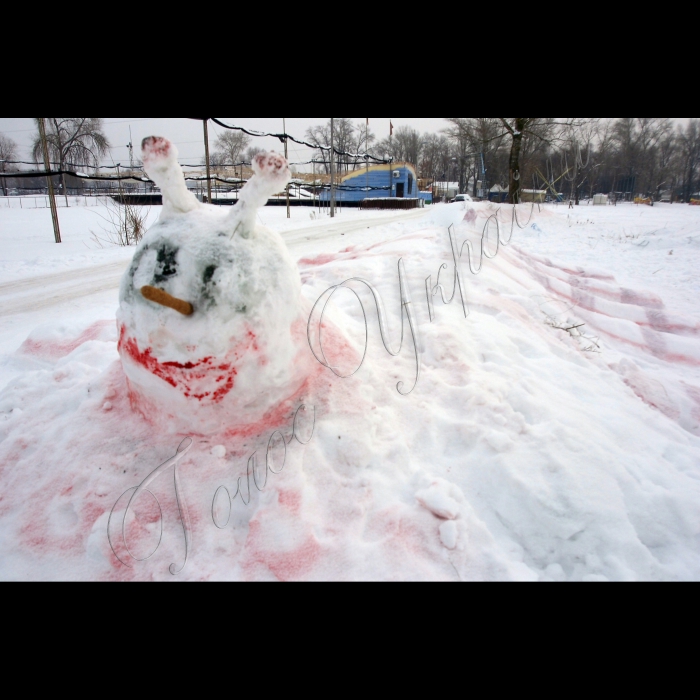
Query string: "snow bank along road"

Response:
xmin=0 ymin=210 xmax=425 ymax=319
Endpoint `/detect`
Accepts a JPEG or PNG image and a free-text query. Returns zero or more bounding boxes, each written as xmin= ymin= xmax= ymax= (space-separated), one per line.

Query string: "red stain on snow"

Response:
xmin=223 ymin=376 xmax=312 ymax=440
xmin=118 ymin=325 xmax=272 ymax=403
xmin=367 ymin=507 xmax=439 ymax=565
xmin=516 ymin=249 xmax=616 ymax=282
xmin=19 ymin=320 xmax=113 ymax=361
xmin=682 ymin=383 xmax=700 ymax=423
xmin=299 ymin=253 xmax=337 ymax=267
xmin=508 ymin=252 xmax=700 ymax=363
xmin=142 ymin=136 xmax=171 ymax=160
xmin=19 ymin=484 xmax=107 ymax=558
xmin=245 ymin=519 xmax=321 ymax=582
xmin=618 ymin=372 xmax=680 ymax=420
xmin=278 ymin=490 xmax=302 ymax=514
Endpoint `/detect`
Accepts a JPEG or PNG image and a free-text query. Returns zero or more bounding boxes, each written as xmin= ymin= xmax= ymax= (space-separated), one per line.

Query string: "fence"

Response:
xmin=360 ymin=198 xmax=422 ymax=210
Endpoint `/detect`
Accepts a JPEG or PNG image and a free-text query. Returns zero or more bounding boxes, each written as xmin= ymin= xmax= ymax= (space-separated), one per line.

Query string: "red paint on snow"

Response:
xmin=619 ymin=374 xmax=680 ymax=420
xmin=223 ymin=376 xmax=312 ymax=440
xmin=299 ymin=253 xmax=337 ymax=267
xmin=245 ymin=519 xmax=321 ymax=582
xmin=19 ymin=320 xmax=113 ymax=361
xmin=142 ymin=136 xmax=172 ymax=160
xmin=682 ymin=383 xmax=700 ymax=424
xmin=278 ymin=490 xmax=302 ymax=515
xmin=509 ymin=255 xmax=700 ymax=361
xmin=118 ymin=325 xmax=275 ymax=403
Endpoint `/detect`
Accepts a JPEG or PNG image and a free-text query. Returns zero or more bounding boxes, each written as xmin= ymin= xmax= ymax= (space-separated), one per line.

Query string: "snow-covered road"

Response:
xmin=280 ymin=210 xmax=426 ymax=250
xmin=0 ymin=262 xmax=128 ymax=317
xmin=0 ymin=209 xmax=425 ymax=317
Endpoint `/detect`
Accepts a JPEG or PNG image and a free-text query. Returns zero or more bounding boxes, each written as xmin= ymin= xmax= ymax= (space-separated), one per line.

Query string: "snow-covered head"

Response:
xmin=117 ymin=136 xmax=309 ymax=435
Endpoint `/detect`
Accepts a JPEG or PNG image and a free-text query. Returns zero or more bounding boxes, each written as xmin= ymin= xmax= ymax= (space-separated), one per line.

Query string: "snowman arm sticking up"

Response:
xmin=142 ymin=137 xmax=200 ymax=216
xmin=227 ymin=152 xmax=291 ymax=239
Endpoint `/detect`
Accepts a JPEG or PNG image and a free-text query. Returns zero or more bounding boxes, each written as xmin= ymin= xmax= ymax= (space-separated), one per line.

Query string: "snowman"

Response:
xmin=117 ymin=136 xmax=310 ymax=435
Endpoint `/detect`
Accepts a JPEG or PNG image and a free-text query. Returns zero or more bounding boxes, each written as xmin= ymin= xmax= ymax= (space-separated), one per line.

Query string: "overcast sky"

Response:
xmin=0 ymin=118 xmax=690 ymax=171
xmin=0 ymin=118 xmax=446 ymax=169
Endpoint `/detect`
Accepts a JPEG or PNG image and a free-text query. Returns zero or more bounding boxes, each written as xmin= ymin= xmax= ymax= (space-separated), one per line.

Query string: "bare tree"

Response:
xmin=31 ymin=118 xmax=110 ymax=200
xmin=0 ymin=133 xmax=19 ymax=196
xmin=352 ymin=121 xmax=376 ymax=169
xmin=559 ymin=119 xmax=602 ymax=204
xmin=212 ymin=131 xmax=251 ymax=167
xmin=677 ymin=119 xmax=700 ymax=202
xmin=609 ymin=118 xmax=675 ymax=199
xmin=305 ymin=119 xmax=356 ymax=173
xmin=445 ymin=118 xmax=509 ymax=197
xmin=376 ymin=126 xmax=422 ymax=166
xmin=245 ymin=146 xmax=265 ymax=162
xmin=419 ymin=133 xmax=453 ymax=198
xmin=497 ymin=119 xmax=553 ymax=203
xmin=496 ymin=118 xmax=593 ymax=203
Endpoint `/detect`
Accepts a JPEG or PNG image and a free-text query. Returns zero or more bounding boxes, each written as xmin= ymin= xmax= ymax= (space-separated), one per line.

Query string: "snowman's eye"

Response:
xmin=154 ymin=245 xmax=179 ymax=283
xmin=203 ymin=265 xmax=217 ymax=285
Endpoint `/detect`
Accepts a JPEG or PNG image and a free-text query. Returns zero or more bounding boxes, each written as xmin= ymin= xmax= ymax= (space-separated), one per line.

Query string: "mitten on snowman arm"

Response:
xmin=142 ymin=136 xmax=200 ymax=217
xmin=227 ymin=152 xmax=291 ymax=239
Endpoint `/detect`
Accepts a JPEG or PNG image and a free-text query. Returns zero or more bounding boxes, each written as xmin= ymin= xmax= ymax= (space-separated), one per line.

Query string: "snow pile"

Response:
xmin=1 ymin=198 xmax=700 ymax=581
xmin=118 ymin=138 xmax=313 ymax=435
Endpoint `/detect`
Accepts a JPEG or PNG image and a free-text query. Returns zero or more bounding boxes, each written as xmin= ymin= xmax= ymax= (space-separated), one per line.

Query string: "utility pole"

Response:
xmin=128 ymin=126 xmax=135 ymax=172
xmin=203 ymin=119 xmax=212 ymax=204
xmin=389 ymin=119 xmax=393 ymax=198
xmin=366 ymin=118 xmax=370 ymax=204
xmin=37 ymin=118 xmax=62 ymax=244
xmin=283 ymin=118 xmax=290 ymax=219
xmin=330 ymin=118 xmax=336 ymax=218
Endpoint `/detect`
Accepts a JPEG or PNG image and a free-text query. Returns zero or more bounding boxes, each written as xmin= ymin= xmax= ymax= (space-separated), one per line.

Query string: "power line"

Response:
xmin=187 ymin=117 xmax=390 ymax=163
xmin=2 ymin=168 xmax=392 ymax=191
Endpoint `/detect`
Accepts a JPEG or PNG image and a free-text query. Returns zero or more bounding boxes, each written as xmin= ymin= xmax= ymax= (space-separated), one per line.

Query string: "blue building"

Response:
xmin=319 ymin=162 xmax=432 ymax=205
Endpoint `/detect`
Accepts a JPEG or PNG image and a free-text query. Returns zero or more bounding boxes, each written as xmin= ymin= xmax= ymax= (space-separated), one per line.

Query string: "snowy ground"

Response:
xmin=1 ymin=200 xmax=699 ymax=581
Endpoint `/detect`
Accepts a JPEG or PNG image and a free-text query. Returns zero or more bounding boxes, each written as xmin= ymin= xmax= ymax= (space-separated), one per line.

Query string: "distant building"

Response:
xmin=432 ymin=182 xmax=460 ymax=202
xmin=489 ymin=184 xmax=508 ymax=203
xmin=520 ymin=189 xmax=546 ymax=203
xmin=320 ymin=163 xmax=431 ymax=204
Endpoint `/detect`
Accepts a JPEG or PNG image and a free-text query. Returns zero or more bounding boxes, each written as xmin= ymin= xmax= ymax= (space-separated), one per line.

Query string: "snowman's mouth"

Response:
xmin=141 ymin=286 xmax=194 ymax=316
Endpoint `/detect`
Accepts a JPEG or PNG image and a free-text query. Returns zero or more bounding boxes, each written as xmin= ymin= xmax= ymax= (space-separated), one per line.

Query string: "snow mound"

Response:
xmin=2 ymin=201 xmax=700 ymax=581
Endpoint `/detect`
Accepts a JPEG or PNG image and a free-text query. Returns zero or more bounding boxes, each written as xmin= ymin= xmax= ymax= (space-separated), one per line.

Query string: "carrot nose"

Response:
xmin=141 ymin=286 xmax=194 ymax=316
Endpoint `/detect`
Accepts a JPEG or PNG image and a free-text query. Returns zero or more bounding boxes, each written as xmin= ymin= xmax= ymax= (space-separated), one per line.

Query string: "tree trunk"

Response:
xmin=508 ymin=130 xmax=523 ymax=204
